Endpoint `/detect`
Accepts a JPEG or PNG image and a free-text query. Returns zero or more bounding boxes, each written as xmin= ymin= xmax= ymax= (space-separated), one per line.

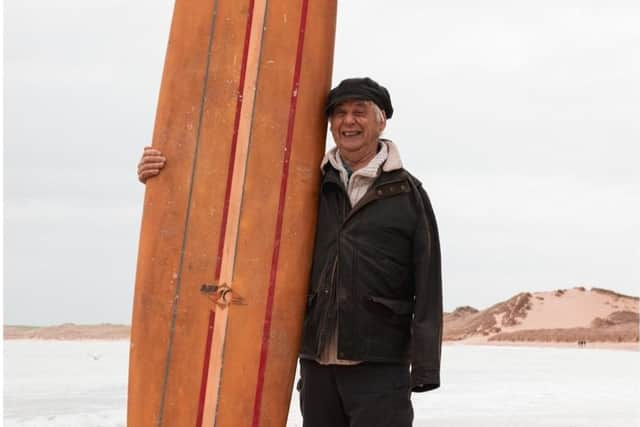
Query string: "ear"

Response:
xmin=377 ymin=115 xmax=387 ymax=134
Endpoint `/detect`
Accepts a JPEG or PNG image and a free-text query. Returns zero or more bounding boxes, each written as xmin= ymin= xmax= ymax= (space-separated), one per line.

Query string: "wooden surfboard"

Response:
xmin=127 ymin=1 xmax=337 ymax=426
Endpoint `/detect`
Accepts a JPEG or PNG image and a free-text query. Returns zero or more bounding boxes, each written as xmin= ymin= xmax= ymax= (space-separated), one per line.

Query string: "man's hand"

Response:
xmin=137 ymin=146 xmax=167 ymax=183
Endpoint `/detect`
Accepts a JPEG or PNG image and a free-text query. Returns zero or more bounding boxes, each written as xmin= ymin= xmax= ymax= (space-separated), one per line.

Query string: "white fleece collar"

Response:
xmin=321 ymin=139 xmax=403 ymax=174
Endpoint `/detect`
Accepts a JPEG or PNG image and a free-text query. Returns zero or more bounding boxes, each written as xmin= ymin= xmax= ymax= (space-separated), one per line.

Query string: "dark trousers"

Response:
xmin=298 ymin=359 xmax=413 ymax=427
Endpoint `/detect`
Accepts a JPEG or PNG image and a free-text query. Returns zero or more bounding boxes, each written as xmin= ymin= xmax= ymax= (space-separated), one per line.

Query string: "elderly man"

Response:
xmin=138 ymin=77 xmax=442 ymax=427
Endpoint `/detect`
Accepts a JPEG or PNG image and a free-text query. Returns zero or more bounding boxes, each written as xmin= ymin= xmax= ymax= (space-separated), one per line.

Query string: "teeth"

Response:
xmin=343 ymin=131 xmax=360 ymax=136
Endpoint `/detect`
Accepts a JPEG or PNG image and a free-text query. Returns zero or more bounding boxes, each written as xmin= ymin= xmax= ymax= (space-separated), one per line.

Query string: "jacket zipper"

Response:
xmin=316 ymin=181 xmax=348 ymax=357
xmin=316 ymin=255 xmax=338 ymax=355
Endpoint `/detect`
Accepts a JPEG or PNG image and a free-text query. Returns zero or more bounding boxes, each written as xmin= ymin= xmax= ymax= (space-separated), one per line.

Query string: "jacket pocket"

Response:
xmin=368 ymin=296 xmax=414 ymax=315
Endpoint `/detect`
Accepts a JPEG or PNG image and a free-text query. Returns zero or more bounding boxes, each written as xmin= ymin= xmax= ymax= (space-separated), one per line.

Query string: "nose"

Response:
xmin=343 ymin=112 xmax=356 ymax=124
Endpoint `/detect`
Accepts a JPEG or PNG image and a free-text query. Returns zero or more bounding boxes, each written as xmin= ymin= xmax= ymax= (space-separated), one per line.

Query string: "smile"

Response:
xmin=341 ymin=131 xmax=361 ymax=137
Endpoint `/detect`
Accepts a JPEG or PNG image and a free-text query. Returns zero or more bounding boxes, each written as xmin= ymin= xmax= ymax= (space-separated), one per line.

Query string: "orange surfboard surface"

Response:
xmin=127 ymin=1 xmax=337 ymax=426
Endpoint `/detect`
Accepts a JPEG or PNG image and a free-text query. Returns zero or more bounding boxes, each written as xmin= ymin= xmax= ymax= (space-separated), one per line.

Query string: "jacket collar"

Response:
xmin=322 ymin=160 xmax=408 ymax=191
xmin=320 ymin=139 xmax=403 ymax=174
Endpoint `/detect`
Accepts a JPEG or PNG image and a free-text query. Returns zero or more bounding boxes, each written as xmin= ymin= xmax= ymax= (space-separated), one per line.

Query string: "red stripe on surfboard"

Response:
xmin=196 ymin=2 xmax=257 ymax=426
xmin=214 ymin=0 xmax=257 ymax=282
xmin=251 ymin=1 xmax=310 ymax=425
xmin=195 ymin=310 xmax=215 ymax=427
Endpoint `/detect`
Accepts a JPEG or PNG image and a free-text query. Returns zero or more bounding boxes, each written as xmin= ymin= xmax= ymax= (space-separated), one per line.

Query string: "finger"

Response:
xmin=141 ymin=155 xmax=166 ymax=164
xmin=138 ymin=161 xmax=166 ymax=172
xmin=143 ymin=147 xmax=164 ymax=155
xmin=143 ymin=150 xmax=164 ymax=156
xmin=139 ymin=169 xmax=160 ymax=183
xmin=138 ymin=159 xmax=166 ymax=171
xmin=138 ymin=166 xmax=163 ymax=180
xmin=139 ymin=159 xmax=165 ymax=170
xmin=140 ymin=156 xmax=166 ymax=165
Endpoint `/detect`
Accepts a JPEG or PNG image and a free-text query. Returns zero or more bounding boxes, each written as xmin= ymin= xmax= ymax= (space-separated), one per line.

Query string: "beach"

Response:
xmin=4 ymin=340 xmax=639 ymax=427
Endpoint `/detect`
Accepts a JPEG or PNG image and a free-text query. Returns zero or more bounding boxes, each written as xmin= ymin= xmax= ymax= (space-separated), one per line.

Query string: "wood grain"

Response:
xmin=128 ymin=0 xmax=336 ymax=426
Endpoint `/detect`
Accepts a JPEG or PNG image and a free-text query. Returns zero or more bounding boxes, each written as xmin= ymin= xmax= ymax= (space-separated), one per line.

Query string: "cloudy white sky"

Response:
xmin=4 ymin=0 xmax=639 ymax=325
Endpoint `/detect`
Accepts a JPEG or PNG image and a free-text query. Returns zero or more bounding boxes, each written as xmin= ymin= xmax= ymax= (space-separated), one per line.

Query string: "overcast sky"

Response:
xmin=4 ymin=0 xmax=639 ymax=325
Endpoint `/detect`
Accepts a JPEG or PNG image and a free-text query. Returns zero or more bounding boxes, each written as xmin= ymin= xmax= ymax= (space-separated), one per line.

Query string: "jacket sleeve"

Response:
xmin=410 ymin=181 xmax=443 ymax=392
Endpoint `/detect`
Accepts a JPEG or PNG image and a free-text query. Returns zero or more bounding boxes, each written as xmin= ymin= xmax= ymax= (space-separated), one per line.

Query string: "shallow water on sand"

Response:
xmin=4 ymin=341 xmax=639 ymax=426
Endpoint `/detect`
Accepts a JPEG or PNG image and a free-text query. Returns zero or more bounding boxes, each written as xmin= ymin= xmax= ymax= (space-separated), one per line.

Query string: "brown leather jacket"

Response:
xmin=299 ymin=165 xmax=443 ymax=392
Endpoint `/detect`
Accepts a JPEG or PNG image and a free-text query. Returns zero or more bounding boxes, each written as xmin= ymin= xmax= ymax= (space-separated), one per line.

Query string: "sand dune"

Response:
xmin=444 ymin=287 xmax=639 ymax=348
xmin=3 ymin=323 xmax=130 ymax=340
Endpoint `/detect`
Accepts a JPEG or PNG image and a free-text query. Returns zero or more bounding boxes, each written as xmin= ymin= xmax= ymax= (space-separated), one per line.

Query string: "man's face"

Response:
xmin=329 ymin=100 xmax=386 ymax=155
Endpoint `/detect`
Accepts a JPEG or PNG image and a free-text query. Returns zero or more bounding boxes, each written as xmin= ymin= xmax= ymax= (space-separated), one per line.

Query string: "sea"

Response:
xmin=3 ymin=340 xmax=639 ymax=427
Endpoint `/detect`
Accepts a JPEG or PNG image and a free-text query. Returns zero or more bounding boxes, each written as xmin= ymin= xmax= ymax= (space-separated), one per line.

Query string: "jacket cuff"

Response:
xmin=410 ymin=367 xmax=440 ymax=393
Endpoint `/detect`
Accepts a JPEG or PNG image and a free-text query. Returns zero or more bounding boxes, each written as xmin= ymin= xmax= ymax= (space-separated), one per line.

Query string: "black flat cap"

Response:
xmin=325 ymin=77 xmax=393 ymax=119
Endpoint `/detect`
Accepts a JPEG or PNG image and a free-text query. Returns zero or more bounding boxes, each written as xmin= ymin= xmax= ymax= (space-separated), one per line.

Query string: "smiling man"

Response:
xmin=137 ymin=77 xmax=442 ymax=427
xmin=297 ymin=77 xmax=443 ymax=427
